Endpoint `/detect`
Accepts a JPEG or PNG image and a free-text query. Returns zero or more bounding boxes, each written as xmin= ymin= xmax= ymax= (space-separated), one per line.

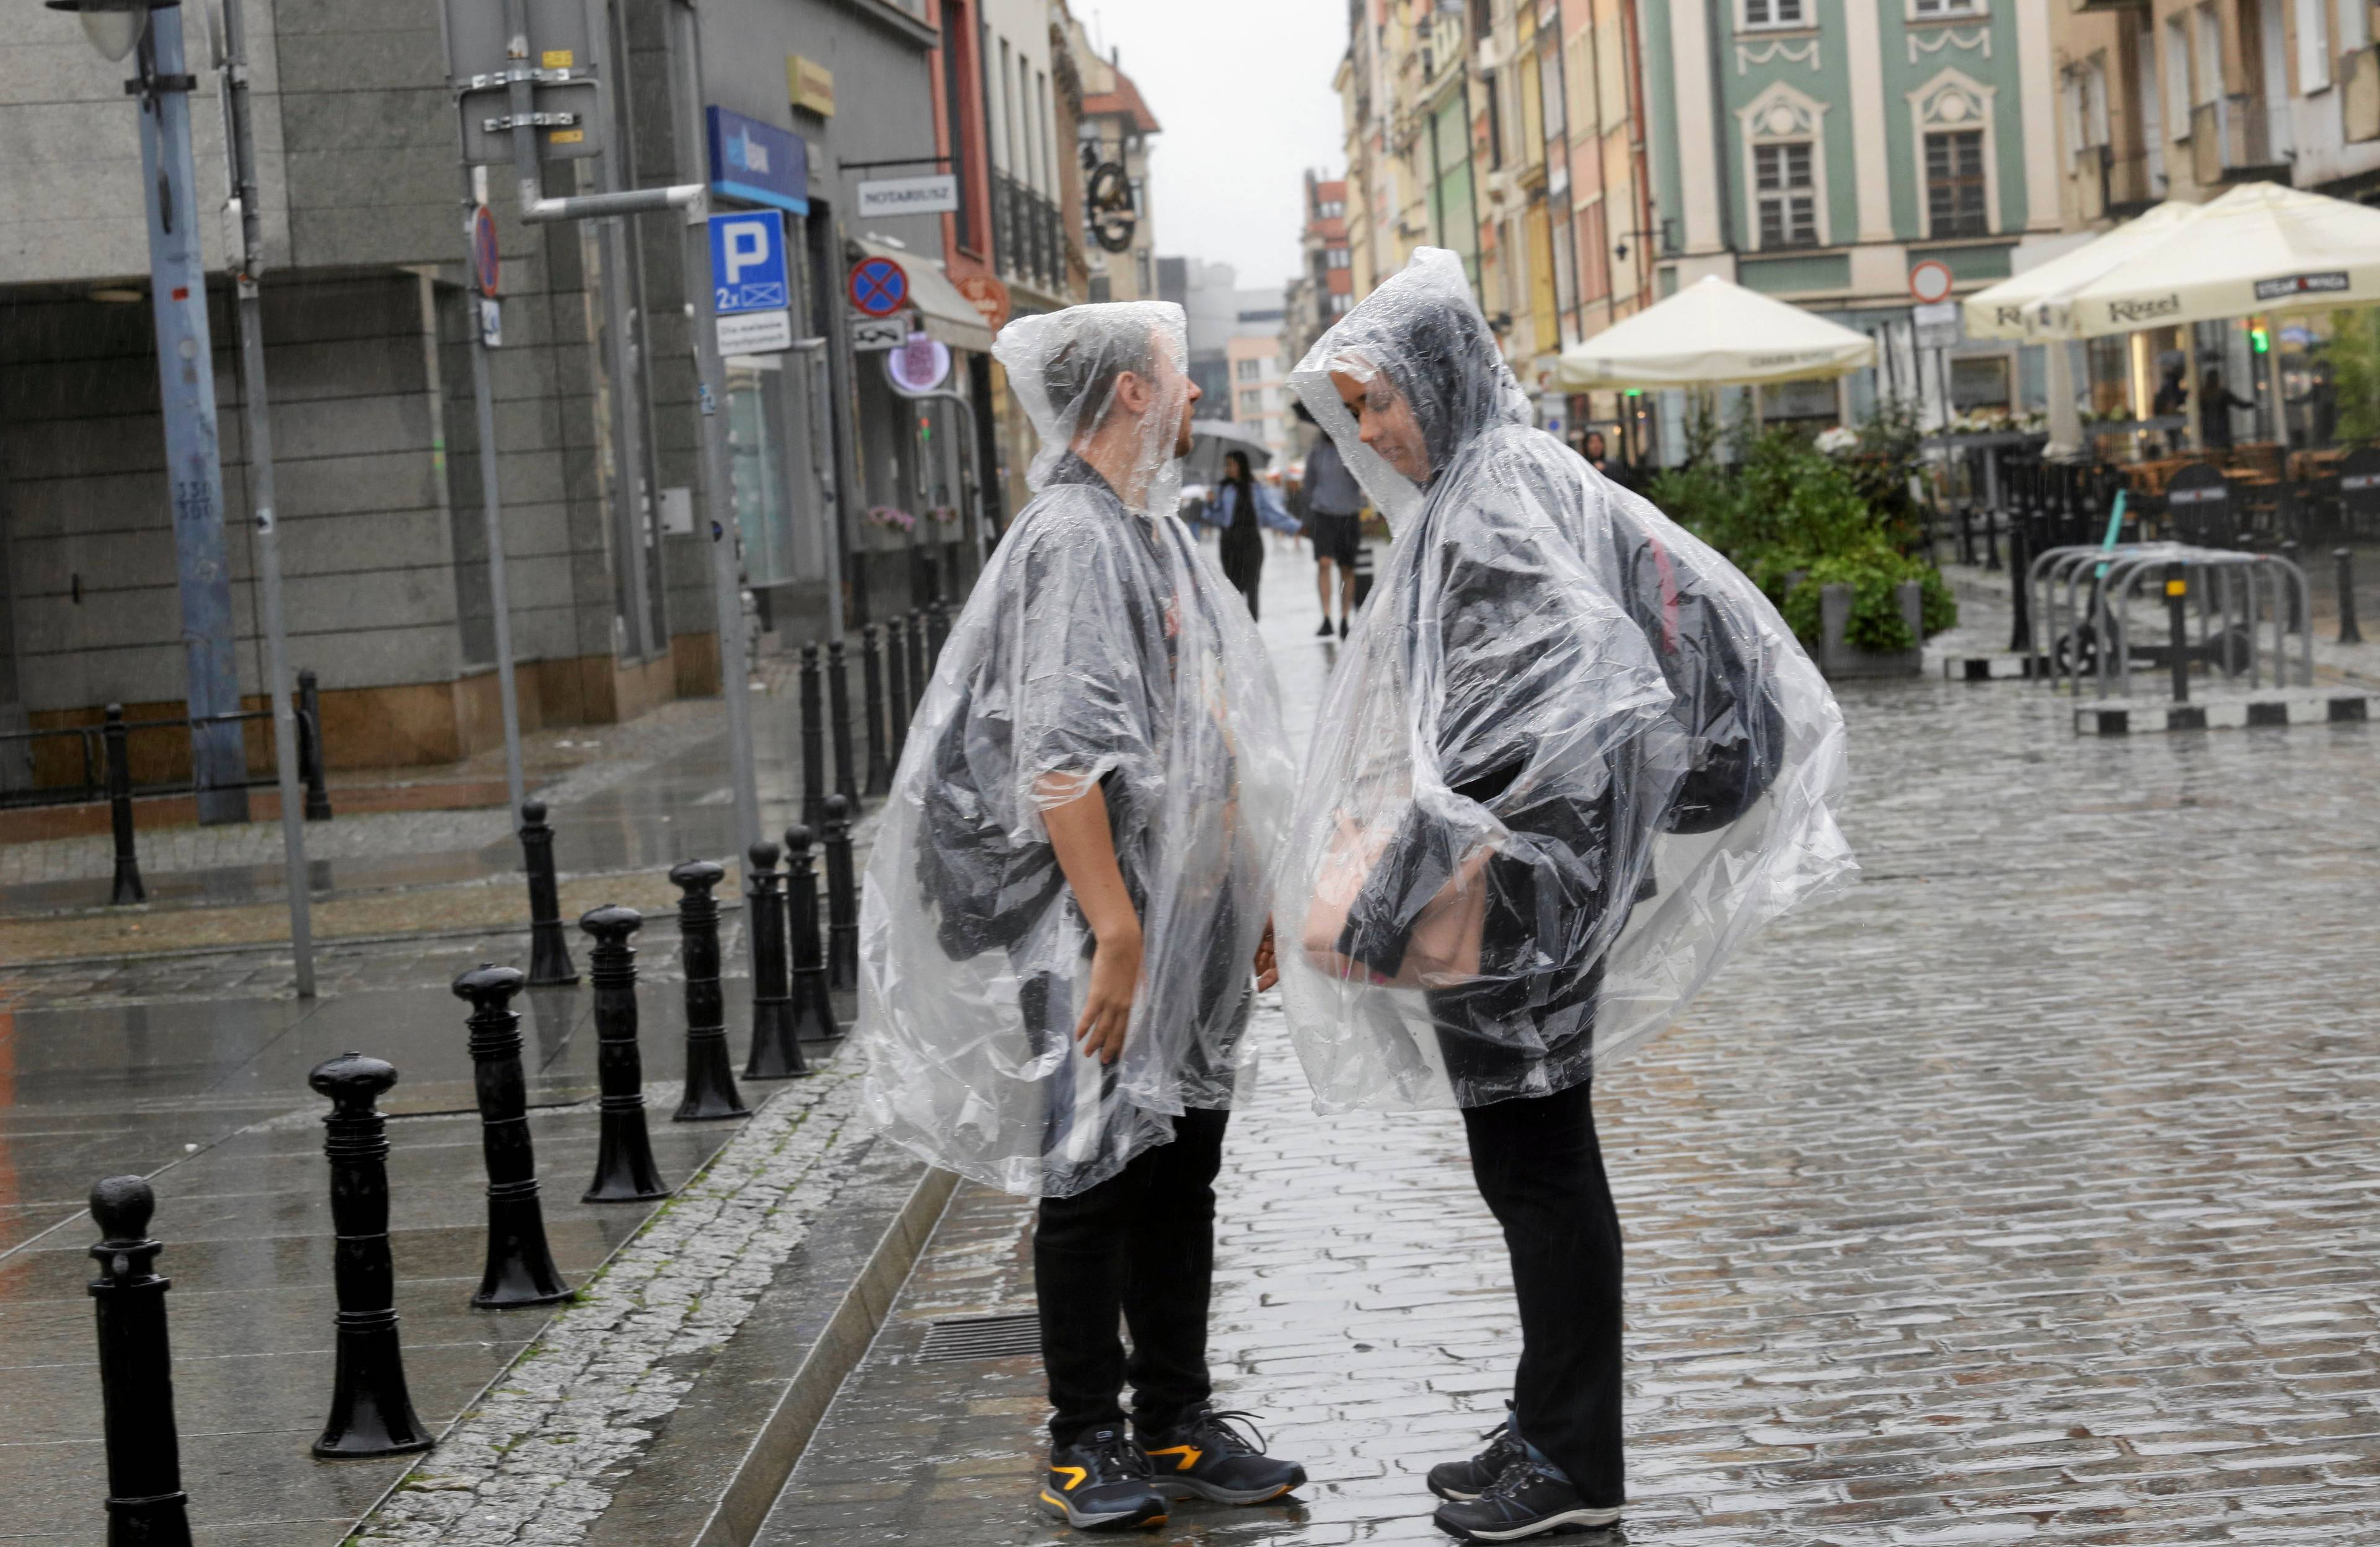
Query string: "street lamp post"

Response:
xmin=49 ymin=0 xmax=249 ymax=826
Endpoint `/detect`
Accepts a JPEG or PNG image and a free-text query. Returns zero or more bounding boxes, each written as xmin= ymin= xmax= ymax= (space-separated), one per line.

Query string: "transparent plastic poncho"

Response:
xmin=855 ymin=302 xmax=1295 ymax=1197
xmin=1277 ymin=250 xmax=1853 ymax=1112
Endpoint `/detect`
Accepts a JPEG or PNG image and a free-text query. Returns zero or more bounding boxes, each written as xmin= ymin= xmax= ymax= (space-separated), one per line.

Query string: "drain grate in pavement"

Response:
xmin=917 ymin=1311 xmax=1041 ymax=1361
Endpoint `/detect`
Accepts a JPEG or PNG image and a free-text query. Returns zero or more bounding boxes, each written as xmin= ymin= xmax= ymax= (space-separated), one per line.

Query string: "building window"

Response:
xmin=2193 ymin=4 xmax=2223 ymax=106
xmin=1330 ymin=292 xmax=1353 ymax=315
xmin=1910 ymin=0 xmax=1983 ymax=17
xmin=1950 ymin=355 xmax=2012 ymax=412
xmin=1742 ymin=0 xmax=1807 ymax=29
xmin=1236 ymin=358 xmax=1261 ymax=381
xmin=1326 ymin=247 xmax=1351 ymax=268
xmin=1926 ymin=130 xmax=1988 ymax=237
xmin=1135 ymin=250 xmax=1152 ymax=294
xmin=1318 ymin=199 xmax=1345 ymax=219
xmin=2296 ymin=0 xmax=2330 ymax=92
xmin=1088 ymin=273 xmax=1111 ymax=302
xmin=1754 ymin=142 xmax=1819 ymax=248
xmin=2163 ymin=16 xmax=2192 ymax=136
xmin=1236 ymin=389 xmax=1263 ymax=418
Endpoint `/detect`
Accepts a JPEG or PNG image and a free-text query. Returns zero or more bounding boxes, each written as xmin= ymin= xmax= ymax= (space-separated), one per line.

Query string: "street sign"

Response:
xmin=886 ymin=331 xmax=952 ymax=394
xmin=1909 ymin=260 xmax=1955 ymax=305
xmin=858 ymin=174 xmax=959 ymax=219
xmin=1913 ymin=301 xmax=1961 ymax=350
xmin=956 ymin=273 xmax=1011 ymax=332
xmin=718 ymin=309 xmax=794 ymax=355
xmin=479 ymin=298 xmax=502 ymax=348
xmin=468 ymin=205 xmax=500 ymax=299
xmin=710 ymin=210 xmax=789 ymax=315
xmin=848 ymin=255 xmax=909 ymax=317
xmin=706 ymin=107 xmax=809 ymax=214
xmin=850 ymin=314 xmax=906 ymax=352
xmin=444 ymin=0 xmax=600 ymax=164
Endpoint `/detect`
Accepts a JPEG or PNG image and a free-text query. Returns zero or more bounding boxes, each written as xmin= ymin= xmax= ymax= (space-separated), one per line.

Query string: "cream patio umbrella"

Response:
xmin=2055 ymin=181 xmax=2380 ymax=339
xmin=1960 ymin=199 xmax=2205 ymax=342
xmin=1556 ymin=274 xmax=1875 ymax=390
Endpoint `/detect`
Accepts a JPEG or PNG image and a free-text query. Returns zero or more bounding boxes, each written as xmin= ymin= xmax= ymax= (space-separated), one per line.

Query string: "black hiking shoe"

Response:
xmin=1137 ymin=1408 xmax=1307 ymax=1505
xmin=1431 ymin=1455 xmax=1621 ymax=1541
xmin=1037 ymin=1426 xmax=1168 ymax=1532
xmin=1316 ymin=617 xmax=1336 ymax=637
xmin=1426 ymin=1408 xmax=1526 ymax=1502
xmin=1338 ymin=615 xmax=1349 ymax=638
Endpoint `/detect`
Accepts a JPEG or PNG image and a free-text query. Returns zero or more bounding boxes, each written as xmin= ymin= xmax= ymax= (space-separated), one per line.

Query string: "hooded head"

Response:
xmin=1290 ymin=249 xmax=1532 ymax=524
xmin=994 ymin=301 xmax=1196 ymax=514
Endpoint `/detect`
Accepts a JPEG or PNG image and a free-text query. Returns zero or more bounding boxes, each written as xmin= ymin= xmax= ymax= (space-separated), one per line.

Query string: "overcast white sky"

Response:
xmin=1080 ymin=2 xmax=1351 ymax=298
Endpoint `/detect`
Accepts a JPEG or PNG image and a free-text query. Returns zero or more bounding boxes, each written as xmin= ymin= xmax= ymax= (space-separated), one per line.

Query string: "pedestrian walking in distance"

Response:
xmin=1296 ymin=399 xmax=1366 ymax=637
xmin=1276 ymin=250 xmax=1854 ymax=1542
xmin=853 ymin=300 xmax=1305 ymax=1533
xmin=1204 ymin=449 xmax=1294 ymax=621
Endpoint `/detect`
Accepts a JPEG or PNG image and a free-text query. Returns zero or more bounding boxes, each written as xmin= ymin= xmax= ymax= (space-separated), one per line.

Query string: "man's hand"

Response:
xmin=1253 ymin=918 xmax=1279 ymax=993
xmin=1074 ymin=922 xmax=1143 ymax=1063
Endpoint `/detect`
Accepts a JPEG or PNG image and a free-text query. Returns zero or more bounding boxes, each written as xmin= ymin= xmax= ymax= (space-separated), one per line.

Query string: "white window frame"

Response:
xmin=1907 ymin=0 xmax=1986 ymax=20
xmin=2297 ymin=0 xmax=2332 ymax=91
xmin=1908 ymin=68 xmax=2000 ymax=240
xmin=2164 ymin=15 xmax=2194 ymax=136
xmin=1739 ymin=82 xmax=1831 ymax=249
xmin=2343 ymin=0 xmax=2373 ymax=52
xmin=1739 ymin=0 xmax=1810 ymax=33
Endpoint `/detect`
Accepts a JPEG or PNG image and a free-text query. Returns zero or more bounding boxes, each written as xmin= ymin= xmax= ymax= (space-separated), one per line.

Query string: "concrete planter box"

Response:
xmin=1815 ymin=580 xmax=1925 ymax=679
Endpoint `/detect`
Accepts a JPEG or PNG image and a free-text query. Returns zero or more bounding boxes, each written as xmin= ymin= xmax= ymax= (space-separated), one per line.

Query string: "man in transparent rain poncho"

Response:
xmin=1277 ymin=251 xmax=1853 ymax=1541
xmin=855 ymin=302 xmax=1305 ymax=1532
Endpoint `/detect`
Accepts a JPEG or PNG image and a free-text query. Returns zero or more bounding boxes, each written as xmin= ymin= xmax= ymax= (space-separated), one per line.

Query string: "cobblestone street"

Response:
xmin=758 ymin=549 xmax=2380 ymax=1545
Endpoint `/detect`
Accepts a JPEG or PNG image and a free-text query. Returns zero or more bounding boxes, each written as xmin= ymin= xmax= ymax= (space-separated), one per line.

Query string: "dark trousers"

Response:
xmin=1036 ymin=1108 xmax=1229 ymax=1445
xmin=1458 ymin=1080 xmax=1625 ymax=1509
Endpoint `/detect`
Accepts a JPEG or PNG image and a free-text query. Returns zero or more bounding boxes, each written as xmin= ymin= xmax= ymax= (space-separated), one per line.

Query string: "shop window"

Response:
xmin=1759 ymin=377 xmax=1840 ymax=422
xmin=1949 ymin=356 xmax=2011 ymax=412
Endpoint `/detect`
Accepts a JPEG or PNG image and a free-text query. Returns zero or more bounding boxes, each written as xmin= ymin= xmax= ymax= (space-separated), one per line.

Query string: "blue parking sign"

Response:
xmin=709 ymin=210 xmax=788 ymax=315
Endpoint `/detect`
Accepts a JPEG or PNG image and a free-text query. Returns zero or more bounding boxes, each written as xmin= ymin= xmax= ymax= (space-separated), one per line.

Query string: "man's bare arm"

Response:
xmin=1041 ymin=780 xmax=1142 ymax=1064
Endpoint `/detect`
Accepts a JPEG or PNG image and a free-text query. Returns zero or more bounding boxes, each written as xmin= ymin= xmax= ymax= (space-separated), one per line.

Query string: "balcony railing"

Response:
xmin=990 ymin=172 xmax=1065 ymax=294
xmin=2190 ymin=95 xmax=2284 ymax=184
xmin=2084 ymin=144 xmax=2158 ymax=221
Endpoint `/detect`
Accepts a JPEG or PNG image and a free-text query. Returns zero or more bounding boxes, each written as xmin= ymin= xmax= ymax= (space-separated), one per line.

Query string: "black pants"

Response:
xmin=1036 ymin=1108 xmax=1229 ymax=1445
xmin=1458 ymin=1080 xmax=1625 ymax=1509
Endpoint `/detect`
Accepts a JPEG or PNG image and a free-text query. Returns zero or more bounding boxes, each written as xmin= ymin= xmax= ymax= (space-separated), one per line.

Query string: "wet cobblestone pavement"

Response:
xmin=757 ymin=549 xmax=2380 ymax=1545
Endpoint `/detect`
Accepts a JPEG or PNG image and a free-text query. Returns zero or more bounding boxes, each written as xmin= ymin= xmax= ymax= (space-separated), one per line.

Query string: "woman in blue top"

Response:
xmin=1206 ymin=449 xmax=1294 ymax=620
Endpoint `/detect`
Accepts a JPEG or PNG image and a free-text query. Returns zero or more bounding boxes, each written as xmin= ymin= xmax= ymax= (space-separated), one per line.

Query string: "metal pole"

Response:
xmin=671 ymin=0 xmax=762 ymax=871
xmin=133 ymin=12 xmax=247 ymax=824
xmin=464 ymin=165 xmax=528 ymax=828
xmin=214 ymin=0 xmax=313 ymax=993
xmin=2166 ymin=562 xmax=2189 ymax=705
xmin=86 ymin=1177 xmax=194 ymax=1547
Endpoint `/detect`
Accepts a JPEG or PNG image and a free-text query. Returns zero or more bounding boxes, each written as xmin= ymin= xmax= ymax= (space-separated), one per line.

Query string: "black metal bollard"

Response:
xmin=1982 ymin=506 xmax=2003 ymax=573
xmin=883 ymin=622 xmax=910 ymax=770
xmin=2281 ymin=539 xmax=2304 ymax=633
xmin=783 ymin=824 xmax=840 ymax=1040
xmin=1957 ymin=504 xmax=1976 ymax=566
xmin=298 ymin=669 xmax=333 ymax=821
xmin=742 ymin=842 xmax=807 ymax=1078
xmin=862 ymin=625 xmax=892 ymax=796
xmin=104 ymin=705 xmax=145 ymax=906
xmin=822 ymin=795 xmax=859 ymax=993
xmin=798 ymin=643 xmax=826 ymax=832
xmin=309 ymin=1052 xmax=433 ymax=1457
xmin=2338 ymin=548 xmax=2364 ymax=645
xmin=86 ymin=1176 xmax=194 ymax=1547
xmin=2008 ymin=519 xmax=2032 ymax=656
xmin=520 ymin=801 xmax=579 ymax=987
xmin=827 ymin=639 xmax=858 ymax=811
xmin=2166 ymin=562 xmax=2191 ymax=705
xmin=927 ymin=599 xmax=950 ymax=666
xmin=453 ymin=965 xmax=573 ymax=1310
xmin=905 ymin=609 xmax=928 ymax=714
xmin=578 ymin=906 xmax=671 ymax=1202
xmin=669 ymin=861 xmax=749 ymax=1121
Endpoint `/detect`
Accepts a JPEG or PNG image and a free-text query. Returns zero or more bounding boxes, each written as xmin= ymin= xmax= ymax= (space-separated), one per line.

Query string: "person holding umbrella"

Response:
xmin=1204 ymin=448 xmax=1295 ymax=619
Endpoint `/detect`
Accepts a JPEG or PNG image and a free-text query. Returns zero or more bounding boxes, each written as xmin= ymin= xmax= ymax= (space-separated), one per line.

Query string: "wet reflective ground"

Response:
xmin=759 ymin=544 xmax=2380 ymax=1545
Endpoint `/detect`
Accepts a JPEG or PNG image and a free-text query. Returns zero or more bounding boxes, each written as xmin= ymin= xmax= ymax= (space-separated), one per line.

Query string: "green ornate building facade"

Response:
xmin=1641 ymin=0 xmax=2064 ymax=436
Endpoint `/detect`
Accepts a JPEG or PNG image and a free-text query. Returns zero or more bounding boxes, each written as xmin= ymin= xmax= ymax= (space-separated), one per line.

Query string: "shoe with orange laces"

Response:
xmin=1037 ymin=1426 xmax=1168 ymax=1532
xmin=1136 ymin=1408 xmax=1307 ymax=1505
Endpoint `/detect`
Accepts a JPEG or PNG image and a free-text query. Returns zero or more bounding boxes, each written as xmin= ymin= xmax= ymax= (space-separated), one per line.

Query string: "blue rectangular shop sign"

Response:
xmin=706 ymin=106 xmax=809 ymax=215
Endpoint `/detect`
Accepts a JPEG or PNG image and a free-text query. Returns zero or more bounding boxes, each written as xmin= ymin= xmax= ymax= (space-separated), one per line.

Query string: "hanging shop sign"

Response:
xmin=858 ymin=174 xmax=960 ymax=219
xmin=705 ymin=107 xmax=809 ymax=215
xmin=956 ymin=273 xmax=1011 ymax=333
xmin=885 ymin=330 xmax=952 ymax=395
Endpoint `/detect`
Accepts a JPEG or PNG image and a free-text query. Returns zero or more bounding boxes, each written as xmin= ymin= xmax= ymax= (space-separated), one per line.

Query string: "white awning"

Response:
xmin=1962 ymin=201 xmax=2204 ymax=341
xmin=2054 ymin=182 xmax=2380 ymax=339
xmin=1556 ymin=275 xmax=1875 ymax=390
xmin=852 ymin=236 xmax=995 ymax=353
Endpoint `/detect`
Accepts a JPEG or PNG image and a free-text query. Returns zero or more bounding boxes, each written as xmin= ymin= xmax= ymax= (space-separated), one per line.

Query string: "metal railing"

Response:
xmin=0 ymin=677 xmax=332 ymax=814
xmin=990 ymin=172 xmax=1063 ymax=293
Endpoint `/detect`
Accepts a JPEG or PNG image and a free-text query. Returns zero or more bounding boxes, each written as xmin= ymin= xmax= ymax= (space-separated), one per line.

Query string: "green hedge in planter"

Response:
xmin=1645 ymin=422 xmax=1955 ymax=654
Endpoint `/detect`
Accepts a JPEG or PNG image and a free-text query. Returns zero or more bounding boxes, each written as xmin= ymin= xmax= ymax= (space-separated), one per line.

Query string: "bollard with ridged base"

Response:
xmin=669 ymin=860 xmax=749 ymax=1121
xmin=742 ymin=842 xmax=807 ymax=1078
xmin=785 ymin=824 xmax=840 ymax=1041
xmin=309 ymin=1052 xmax=433 ymax=1457
xmin=822 ymin=795 xmax=859 ymax=993
xmin=453 ymin=966 xmax=571 ymax=1309
xmin=86 ymin=1175 xmax=194 ymax=1547
xmin=905 ymin=610 xmax=928 ymax=713
xmin=105 ymin=706 xmax=144 ymax=907
xmin=827 ymin=638 xmax=858 ymax=813
xmin=799 ymin=643 xmax=826 ymax=832
xmin=862 ymin=624 xmax=891 ymax=796
xmin=520 ymin=801 xmax=578 ymax=987
xmin=578 ymin=907 xmax=671 ymax=1202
